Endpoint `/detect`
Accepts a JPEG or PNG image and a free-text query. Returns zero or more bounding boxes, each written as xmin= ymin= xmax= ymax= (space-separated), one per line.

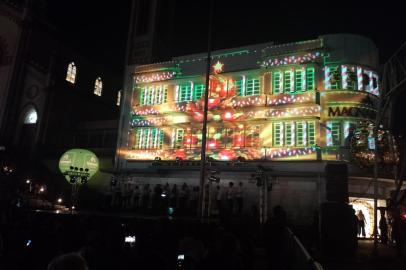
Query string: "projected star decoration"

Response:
xmin=213 ymin=61 xmax=224 ymax=74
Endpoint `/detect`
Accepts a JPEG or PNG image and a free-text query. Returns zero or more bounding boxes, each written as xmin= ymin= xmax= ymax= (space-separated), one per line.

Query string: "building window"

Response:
xmin=306 ymin=67 xmax=315 ymax=90
xmin=325 ymin=65 xmax=341 ymax=90
xmin=273 ymin=123 xmax=283 ymax=147
xmin=246 ymin=125 xmax=261 ymax=147
xmin=66 ymin=62 xmax=77 ymax=84
xmin=235 ymin=78 xmax=245 ymax=96
xmin=177 ymin=83 xmax=193 ymax=102
xmin=294 ymin=69 xmax=304 ymax=92
xmin=66 ymin=62 xmax=76 ymax=84
xmin=94 ymin=77 xmax=103 ymax=96
xmin=307 ymin=121 xmax=316 ymax=145
xmin=326 ymin=121 xmax=341 ymax=146
xmin=283 ymin=70 xmax=294 ymax=93
xmin=272 ymin=71 xmax=282 ymax=94
xmin=245 ymin=78 xmax=260 ymax=96
xmin=117 ymin=90 xmax=122 ymax=106
xmin=193 ymin=84 xmax=205 ymax=100
xmin=24 ymin=108 xmax=38 ymax=124
xmin=175 ymin=129 xmax=184 ymax=148
xmin=135 ymin=128 xmax=164 ymax=149
xmin=285 ymin=122 xmax=295 ymax=146
xmin=139 ymin=85 xmax=168 ymax=105
xmin=296 ymin=121 xmax=306 ymax=146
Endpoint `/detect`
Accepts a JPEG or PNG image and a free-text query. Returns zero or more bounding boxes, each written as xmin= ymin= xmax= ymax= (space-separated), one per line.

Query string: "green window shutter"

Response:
xmin=285 ymin=122 xmax=294 ymax=146
xmin=295 ymin=69 xmax=303 ymax=92
xmin=296 ymin=122 xmax=306 ymax=146
xmin=158 ymin=129 xmax=164 ymax=149
xmin=193 ymin=84 xmax=205 ymax=100
xmin=163 ymin=86 xmax=168 ymax=103
xmin=179 ymin=84 xmax=192 ymax=102
xmin=273 ymin=123 xmax=283 ymax=147
xmin=235 ymin=79 xmax=244 ymax=96
xmin=347 ymin=67 xmax=357 ymax=90
xmin=306 ymin=67 xmax=315 ymax=90
xmin=176 ymin=129 xmax=184 ymax=148
xmin=272 ymin=71 xmax=282 ymax=94
xmin=246 ymin=78 xmax=260 ymax=96
xmin=284 ymin=70 xmax=294 ymax=93
xmin=331 ymin=122 xmax=341 ymax=146
xmin=330 ymin=66 xmax=341 ymax=90
xmin=307 ymin=121 xmax=316 ymax=146
xmin=139 ymin=88 xmax=145 ymax=106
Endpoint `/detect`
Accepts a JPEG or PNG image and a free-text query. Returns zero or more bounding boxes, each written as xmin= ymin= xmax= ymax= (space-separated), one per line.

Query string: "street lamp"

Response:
xmin=39 ymin=187 xmax=45 ymax=193
xmin=26 ymin=179 xmax=32 ymax=193
xmin=57 ymin=198 xmax=63 ymax=204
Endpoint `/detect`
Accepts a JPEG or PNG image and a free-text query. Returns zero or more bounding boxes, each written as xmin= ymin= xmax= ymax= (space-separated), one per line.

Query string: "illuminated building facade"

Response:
xmin=115 ymin=34 xmax=403 ymax=226
xmin=117 ymin=34 xmax=380 ymax=163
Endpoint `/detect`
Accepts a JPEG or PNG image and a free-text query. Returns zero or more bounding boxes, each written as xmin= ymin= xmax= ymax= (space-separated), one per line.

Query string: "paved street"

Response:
xmin=322 ymin=239 xmax=405 ymax=270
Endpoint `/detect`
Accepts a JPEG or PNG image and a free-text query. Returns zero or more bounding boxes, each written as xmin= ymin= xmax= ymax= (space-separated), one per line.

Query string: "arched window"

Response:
xmin=66 ymin=62 xmax=77 ymax=84
xmin=94 ymin=77 xmax=103 ymax=96
xmin=24 ymin=108 xmax=38 ymax=124
xmin=117 ymin=90 xmax=122 ymax=106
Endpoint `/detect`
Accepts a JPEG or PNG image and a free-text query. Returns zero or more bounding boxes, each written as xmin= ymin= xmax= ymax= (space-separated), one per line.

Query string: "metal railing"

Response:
xmin=285 ymin=227 xmax=324 ymax=270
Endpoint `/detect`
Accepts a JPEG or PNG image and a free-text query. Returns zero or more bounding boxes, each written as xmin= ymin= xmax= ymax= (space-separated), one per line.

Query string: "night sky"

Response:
xmin=45 ymin=0 xmax=406 ymax=132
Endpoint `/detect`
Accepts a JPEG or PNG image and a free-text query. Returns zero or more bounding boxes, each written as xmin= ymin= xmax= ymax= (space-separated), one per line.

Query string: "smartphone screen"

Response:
xmin=124 ymin=236 xmax=136 ymax=247
xmin=177 ymin=254 xmax=185 ymax=269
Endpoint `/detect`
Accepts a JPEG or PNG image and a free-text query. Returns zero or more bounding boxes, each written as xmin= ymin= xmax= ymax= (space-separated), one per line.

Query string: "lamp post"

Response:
xmin=198 ymin=0 xmax=214 ymax=219
xmin=26 ymin=179 xmax=32 ymax=193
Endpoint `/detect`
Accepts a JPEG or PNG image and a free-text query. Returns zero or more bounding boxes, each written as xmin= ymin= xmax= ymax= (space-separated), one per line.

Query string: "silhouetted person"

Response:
xmin=170 ymin=184 xmax=178 ymax=208
xmin=47 ymin=253 xmax=88 ymax=270
xmin=357 ymin=210 xmax=367 ymax=237
xmin=141 ymin=184 xmax=151 ymax=211
xmin=179 ymin=183 xmax=189 ymax=214
xmin=392 ymin=208 xmax=403 ymax=257
xmin=214 ymin=185 xmax=222 ymax=216
xmin=153 ymin=184 xmax=163 ymax=213
xmin=379 ymin=210 xmax=388 ymax=244
xmin=236 ymin=182 xmax=244 ymax=215
xmin=132 ymin=185 xmax=141 ymax=209
xmin=226 ymin=182 xmax=235 ymax=215
xmin=190 ymin=187 xmax=199 ymax=215
xmin=265 ymin=205 xmax=287 ymax=270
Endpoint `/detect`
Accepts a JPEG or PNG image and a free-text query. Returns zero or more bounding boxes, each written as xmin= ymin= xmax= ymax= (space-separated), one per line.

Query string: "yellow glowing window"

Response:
xmin=94 ymin=77 xmax=103 ymax=96
xmin=116 ymin=90 xmax=121 ymax=106
xmin=66 ymin=62 xmax=77 ymax=84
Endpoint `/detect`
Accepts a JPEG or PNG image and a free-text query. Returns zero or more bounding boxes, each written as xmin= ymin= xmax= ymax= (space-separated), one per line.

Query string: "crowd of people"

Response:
xmin=0 ymin=205 xmax=291 ymax=270
xmin=105 ymin=181 xmax=247 ymax=217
